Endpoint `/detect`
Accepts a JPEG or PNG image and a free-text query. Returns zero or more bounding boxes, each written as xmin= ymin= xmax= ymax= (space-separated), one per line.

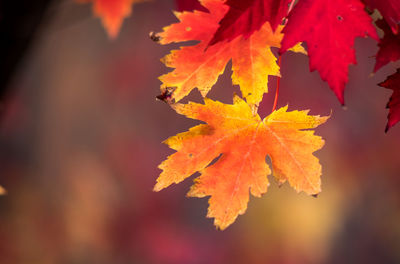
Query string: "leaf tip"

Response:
xmin=385 ymin=123 xmax=390 ymax=133
xmin=337 ymin=93 xmax=345 ymax=106
xmin=153 ymin=182 xmax=163 ymax=192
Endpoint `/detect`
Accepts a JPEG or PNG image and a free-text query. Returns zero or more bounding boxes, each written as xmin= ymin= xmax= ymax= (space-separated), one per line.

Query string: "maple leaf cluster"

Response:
xmin=155 ymin=0 xmax=329 ymax=230
xmin=77 ymin=0 xmax=400 ymax=229
xmin=153 ymin=0 xmax=400 ymax=229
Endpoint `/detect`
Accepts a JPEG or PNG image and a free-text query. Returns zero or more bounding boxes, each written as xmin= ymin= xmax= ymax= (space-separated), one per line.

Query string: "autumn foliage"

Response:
xmin=154 ymin=96 xmax=328 ymax=229
xmin=77 ymin=0 xmax=400 ymax=229
xmin=379 ymin=69 xmax=400 ymax=132
xmin=158 ymin=0 xmax=305 ymax=107
xmin=280 ymin=0 xmax=378 ymax=104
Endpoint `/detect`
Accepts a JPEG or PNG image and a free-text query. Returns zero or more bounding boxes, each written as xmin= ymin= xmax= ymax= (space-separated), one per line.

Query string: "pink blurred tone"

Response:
xmin=0 ymin=0 xmax=399 ymax=263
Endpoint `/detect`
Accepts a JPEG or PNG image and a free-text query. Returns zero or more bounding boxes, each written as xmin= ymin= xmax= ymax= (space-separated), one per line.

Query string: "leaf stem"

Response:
xmin=272 ymin=0 xmax=295 ymax=112
xmin=272 ymin=55 xmax=282 ymax=112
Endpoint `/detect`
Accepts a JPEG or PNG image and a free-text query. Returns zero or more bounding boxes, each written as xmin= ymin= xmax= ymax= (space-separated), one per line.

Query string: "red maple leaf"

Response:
xmin=175 ymin=0 xmax=208 ymax=12
xmin=280 ymin=0 xmax=378 ymax=104
xmin=378 ymin=69 xmax=400 ymax=132
xmin=364 ymin=0 xmax=400 ymax=34
xmin=208 ymin=0 xmax=291 ymax=46
xmin=374 ymin=19 xmax=400 ymax=73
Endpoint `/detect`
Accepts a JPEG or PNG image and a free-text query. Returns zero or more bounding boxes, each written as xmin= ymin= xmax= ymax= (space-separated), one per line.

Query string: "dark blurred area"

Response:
xmin=0 ymin=1 xmax=399 ymax=263
xmin=0 ymin=0 xmax=54 ymax=101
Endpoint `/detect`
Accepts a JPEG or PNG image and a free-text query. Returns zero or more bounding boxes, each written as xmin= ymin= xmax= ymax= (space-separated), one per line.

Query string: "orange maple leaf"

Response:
xmin=159 ymin=0 xmax=305 ymax=107
xmin=154 ymin=95 xmax=329 ymax=229
xmin=78 ymin=0 xmax=145 ymax=38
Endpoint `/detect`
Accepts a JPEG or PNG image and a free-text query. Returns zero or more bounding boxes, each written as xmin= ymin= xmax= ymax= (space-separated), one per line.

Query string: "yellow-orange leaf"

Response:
xmin=78 ymin=0 xmax=144 ymax=38
xmin=154 ymin=96 xmax=329 ymax=230
xmin=159 ymin=0 xmax=304 ymax=107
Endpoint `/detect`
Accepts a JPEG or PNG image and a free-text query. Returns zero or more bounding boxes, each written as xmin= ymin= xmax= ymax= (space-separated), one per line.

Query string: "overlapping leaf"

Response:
xmin=378 ymin=69 xmax=400 ymax=132
xmin=175 ymin=0 xmax=208 ymax=12
xmin=208 ymin=0 xmax=291 ymax=46
xmin=280 ymin=0 xmax=378 ymax=104
xmin=364 ymin=0 xmax=400 ymax=34
xmin=159 ymin=0 xmax=304 ymax=107
xmin=374 ymin=19 xmax=400 ymax=72
xmin=154 ymin=96 xmax=328 ymax=229
xmin=78 ymin=0 xmax=144 ymax=38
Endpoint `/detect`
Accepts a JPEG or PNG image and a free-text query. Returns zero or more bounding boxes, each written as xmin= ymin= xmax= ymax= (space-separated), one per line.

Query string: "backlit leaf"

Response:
xmin=280 ymin=0 xmax=378 ymax=104
xmin=208 ymin=0 xmax=292 ymax=46
xmin=159 ymin=0 xmax=304 ymax=107
xmin=374 ymin=19 xmax=400 ymax=73
xmin=154 ymin=96 xmax=328 ymax=229
xmin=364 ymin=0 xmax=400 ymax=34
xmin=378 ymin=69 xmax=400 ymax=132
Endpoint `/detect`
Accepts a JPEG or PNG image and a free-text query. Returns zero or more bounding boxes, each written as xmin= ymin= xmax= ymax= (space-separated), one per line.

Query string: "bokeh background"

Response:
xmin=0 ymin=0 xmax=399 ymax=263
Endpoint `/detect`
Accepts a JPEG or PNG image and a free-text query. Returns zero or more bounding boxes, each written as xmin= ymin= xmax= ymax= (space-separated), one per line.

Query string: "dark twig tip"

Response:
xmin=156 ymin=88 xmax=174 ymax=104
xmin=385 ymin=124 xmax=390 ymax=133
xmin=149 ymin=31 xmax=161 ymax=42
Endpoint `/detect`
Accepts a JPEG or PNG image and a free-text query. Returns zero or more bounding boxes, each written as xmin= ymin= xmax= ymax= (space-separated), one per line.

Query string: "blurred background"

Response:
xmin=0 ymin=0 xmax=399 ymax=263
